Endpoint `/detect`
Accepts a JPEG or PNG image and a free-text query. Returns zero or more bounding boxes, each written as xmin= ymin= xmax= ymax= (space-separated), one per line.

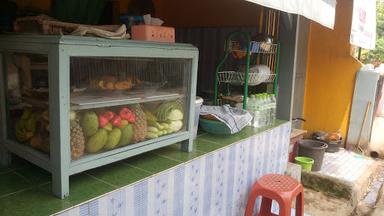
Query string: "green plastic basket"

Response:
xmin=295 ymin=156 xmax=314 ymax=171
xmin=199 ymin=118 xmax=231 ymax=135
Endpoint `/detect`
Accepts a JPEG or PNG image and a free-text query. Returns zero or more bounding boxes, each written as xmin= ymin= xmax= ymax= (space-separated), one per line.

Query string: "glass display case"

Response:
xmin=0 ymin=35 xmax=198 ymax=198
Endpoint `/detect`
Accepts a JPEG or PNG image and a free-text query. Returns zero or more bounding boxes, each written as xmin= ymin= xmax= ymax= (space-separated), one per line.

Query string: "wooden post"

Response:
xmin=182 ymin=51 xmax=198 ymax=152
xmin=0 ymin=53 xmax=12 ymax=166
xmin=49 ymin=46 xmax=71 ymax=198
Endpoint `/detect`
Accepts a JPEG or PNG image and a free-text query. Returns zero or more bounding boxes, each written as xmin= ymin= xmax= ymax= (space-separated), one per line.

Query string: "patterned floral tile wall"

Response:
xmin=57 ymin=122 xmax=291 ymax=216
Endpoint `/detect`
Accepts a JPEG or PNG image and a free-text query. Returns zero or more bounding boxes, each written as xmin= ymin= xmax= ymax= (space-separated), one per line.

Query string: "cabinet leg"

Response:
xmin=52 ymin=171 xmax=69 ymax=199
xmin=181 ymin=138 xmax=193 ymax=152
xmin=0 ymin=148 xmax=12 ymax=166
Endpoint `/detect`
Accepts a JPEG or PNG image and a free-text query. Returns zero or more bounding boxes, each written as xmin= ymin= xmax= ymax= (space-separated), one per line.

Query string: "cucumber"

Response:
xmin=146 ymin=132 xmax=158 ymax=139
xmin=148 ymin=120 xmax=158 ymax=127
xmin=148 ymin=126 xmax=159 ymax=133
xmin=155 ymin=122 xmax=164 ymax=130
xmin=148 ymin=120 xmax=164 ymax=130
xmin=160 ymin=123 xmax=169 ymax=129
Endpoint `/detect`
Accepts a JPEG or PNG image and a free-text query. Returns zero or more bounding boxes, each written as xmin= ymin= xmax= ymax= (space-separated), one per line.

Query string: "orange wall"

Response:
xmin=303 ymin=0 xmax=362 ymax=138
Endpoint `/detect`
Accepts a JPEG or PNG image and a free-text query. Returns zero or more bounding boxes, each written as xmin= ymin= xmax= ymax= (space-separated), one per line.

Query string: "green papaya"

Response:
xmin=104 ymin=128 xmax=122 ymax=150
xmin=85 ymin=129 xmax=108 ymax=153
xmin=118 ymin=124 xmax=134 ymax=146
xmin=80 ymin=111 xmax=99 ymax=136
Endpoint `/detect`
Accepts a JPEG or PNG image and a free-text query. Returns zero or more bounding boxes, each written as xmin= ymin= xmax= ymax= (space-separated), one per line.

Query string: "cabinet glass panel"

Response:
xmin=69 ymin=57 xmax=191 ymax=160
xmin=4 ymin=53 xmax=50 ymax=155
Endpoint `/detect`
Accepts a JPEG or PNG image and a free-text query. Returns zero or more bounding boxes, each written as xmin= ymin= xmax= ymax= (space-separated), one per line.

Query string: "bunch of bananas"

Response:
xmin=15 ymin=109 xmax=37 ymax=142
xmin=15 ymin=109 xmax=50 ymax=153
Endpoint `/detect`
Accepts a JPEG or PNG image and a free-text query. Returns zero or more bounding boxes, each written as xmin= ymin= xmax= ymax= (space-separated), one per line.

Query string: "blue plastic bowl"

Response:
xmin=199 ymin=118 xmax=231 ymax=135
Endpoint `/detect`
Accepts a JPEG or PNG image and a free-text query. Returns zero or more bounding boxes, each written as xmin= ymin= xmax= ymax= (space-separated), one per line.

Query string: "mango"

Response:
xmin=80 ymin=111 xmax=99 ymax=136
xmin=104 ymin=128 xmax=122 ymax=150
xmin=118 ymin=124 xmax=133 ymax=146
xmin=86 ymin=129 xmax=107 ymax=153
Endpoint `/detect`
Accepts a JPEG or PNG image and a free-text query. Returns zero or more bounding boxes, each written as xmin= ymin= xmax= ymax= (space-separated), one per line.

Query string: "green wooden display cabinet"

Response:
xmin=0 ymin=35 xmax=198 ymax=198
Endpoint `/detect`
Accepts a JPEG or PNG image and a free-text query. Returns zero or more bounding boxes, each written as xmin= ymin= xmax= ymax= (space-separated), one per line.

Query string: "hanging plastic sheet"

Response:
xmin=350 ymin=0 xmax=376 ymax=50
xmin=244 ymin=0 xmax=336 ymax=29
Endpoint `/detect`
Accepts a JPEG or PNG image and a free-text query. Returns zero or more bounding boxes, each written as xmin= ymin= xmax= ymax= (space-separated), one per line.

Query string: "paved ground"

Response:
xmin=300 ymin=149 xmax=384 ymax=216
xmin=304 ymin=188 xmax=355 ymax=216
xmin=369 ymin=117 xmax=384 ymax=157
xmin=371 ymin=186 xmax=384 ymax=216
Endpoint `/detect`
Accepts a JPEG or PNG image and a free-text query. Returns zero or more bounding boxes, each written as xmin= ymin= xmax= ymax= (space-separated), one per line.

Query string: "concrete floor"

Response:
xmin=303 ymin=164 xmax=384 ymax=216
xmin=369 ymin=117 xmax=384 ymax=157
xmin=304 ymin=188 xmax=355 ymax=216
xmin=299 ymin=115 xmax=384 ymax=215
xmin=371 ymin=186 xmax=384 ymax=216
xmin=300 ymin=149 xmax=384 ymax=216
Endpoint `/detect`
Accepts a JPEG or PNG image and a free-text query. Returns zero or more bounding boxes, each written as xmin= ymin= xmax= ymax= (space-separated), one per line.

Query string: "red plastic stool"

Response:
xmin=245 ymin=174 xmax=304 ymax=216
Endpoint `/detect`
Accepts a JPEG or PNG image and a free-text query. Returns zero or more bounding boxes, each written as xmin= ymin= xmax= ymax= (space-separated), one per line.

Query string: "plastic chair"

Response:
xmin=245 ymin=174 xmax=304 ymax=216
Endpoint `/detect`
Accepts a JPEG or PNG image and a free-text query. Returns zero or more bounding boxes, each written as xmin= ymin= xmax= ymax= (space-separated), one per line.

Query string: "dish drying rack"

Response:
xmin=230 ymin=40 xmax=278 ymax=54
xmin=213 ymin=31 xmax=280 ymax=109
xmin=217 ymin=70 xmax=276 ymax=86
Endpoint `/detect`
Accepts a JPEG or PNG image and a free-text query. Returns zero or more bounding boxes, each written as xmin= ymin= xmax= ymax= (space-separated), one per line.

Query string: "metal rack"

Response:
xmin=213 ymin=31 xmax=280 ymax=109
xmin=0 ymin=35 xmax=198 ymax=198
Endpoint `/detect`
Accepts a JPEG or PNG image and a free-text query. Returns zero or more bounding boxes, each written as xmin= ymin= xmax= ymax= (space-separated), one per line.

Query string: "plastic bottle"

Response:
xmin=265 ymin=94 xmax=272 ymax=126
xmin=263 ymin=94 xmax=268 ymax=126
xmin=254 ymin=95 xmax=262 ymax=128
xmin=254 ymin=95 xmax=261 ymax=128
xmin=246 ymin=96 xmax=253 ymax=125
xmin=270 ymin=94 xmax=276 ymax=124
xmin=258 ymin=94 xmax=266 ymax=127
xmin=247 ymin=95 xmax=259 ymax=127
xmin=264 ymin=93 xmax=273 ymax=126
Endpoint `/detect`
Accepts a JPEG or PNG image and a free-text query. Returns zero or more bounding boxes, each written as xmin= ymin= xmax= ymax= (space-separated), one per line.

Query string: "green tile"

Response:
xmin=124 ymin=152 xmax=180 ymax=174
xmin=14 ymin=163 xmax=51 ymax=185
xmin=197 ymin=133 xmax=241 ymax=147
xmin=9 ymin=155 xmax=31 ymax=170
xmin=40 ymin=173 xmax=116 ymax=205
xmin=197 ymin=121 xmax=287 ymax=147
xmin=153 ymin=144 xmax=205 ymax=162
xmin=0 ymin=172 xmax=32 ymax=197
xmin=196 ymin=130 xmax=206 ymax=136
xmin=235 ymin=127 xmax=259 ymax=139
xmin=86 ymin=162 xmax=151 ymax=187
xmin=0 ymin=188 xmax=71 ymax=216
xmin=0 ymin=164 xmax=11 ymax=175
xmin=194 ymin=139 xmax=223 ymax=153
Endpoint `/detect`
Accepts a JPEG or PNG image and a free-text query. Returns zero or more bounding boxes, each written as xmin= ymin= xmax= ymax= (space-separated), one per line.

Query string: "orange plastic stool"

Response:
xmin=245 ymin=174 xmax=304 ymax=216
